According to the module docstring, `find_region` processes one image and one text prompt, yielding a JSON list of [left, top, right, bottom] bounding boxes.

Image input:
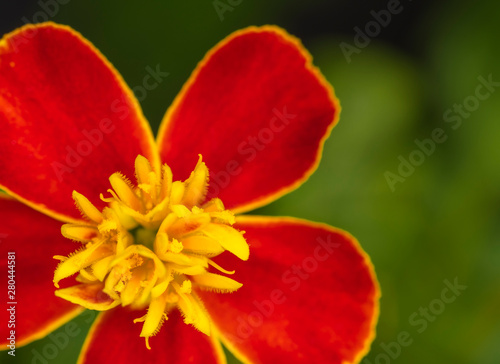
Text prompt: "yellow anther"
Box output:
[[134, 155, 154, 186], [53, 240, 107, 288], [147, 171, 160, 202], [151, 280, 170, 299], [61, 224, 98, 242], [139, 293, 169, 348], [138, 183, 152, 194], [201, 198, 225, 212], [201, 224, 249, 261], [97, 218, 117, 233], [72, 191, 103, 223], [78, 268, 98, 283], [181, 235, 224, 257], [154, 232, 169, 255], [168, 212, 211, 238], [170, 181, 185, 205], [160, 164, 173, 200], [180, 279, 192, 294], [193, 272, 242, 293], [109, 173, 141, 210], [182, 155, 209, 208], [170, 239, 183, 253], [170, 204, 190, 218]]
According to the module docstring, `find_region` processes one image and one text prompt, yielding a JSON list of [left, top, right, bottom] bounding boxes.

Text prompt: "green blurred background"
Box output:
[[2, 1, 499, 363]]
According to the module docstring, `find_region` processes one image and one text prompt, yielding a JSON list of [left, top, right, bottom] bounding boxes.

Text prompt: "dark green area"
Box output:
[[5, 1, 500, 363], [15, 310, 95, 363]]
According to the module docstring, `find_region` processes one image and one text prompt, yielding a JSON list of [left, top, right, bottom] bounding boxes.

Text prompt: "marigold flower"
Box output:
[[0, 22, 379, 363]]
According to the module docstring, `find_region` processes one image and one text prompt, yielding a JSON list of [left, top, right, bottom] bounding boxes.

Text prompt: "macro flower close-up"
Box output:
[[0, 22, 379, 363]]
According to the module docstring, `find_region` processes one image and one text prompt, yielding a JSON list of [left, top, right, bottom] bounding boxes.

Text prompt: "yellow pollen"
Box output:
[[53, 155, 249, 348]]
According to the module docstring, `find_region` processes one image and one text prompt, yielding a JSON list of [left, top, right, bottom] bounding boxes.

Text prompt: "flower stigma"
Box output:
[[53, 155, 249, 349]]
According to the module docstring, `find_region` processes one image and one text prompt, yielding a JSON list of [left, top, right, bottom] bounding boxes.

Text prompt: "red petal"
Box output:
[[0, 23, 159, 223], [198, 216, 380, 364], [78, 308, 225, 364], [157, 26, 338, 213], [0, 196, 83, 348]]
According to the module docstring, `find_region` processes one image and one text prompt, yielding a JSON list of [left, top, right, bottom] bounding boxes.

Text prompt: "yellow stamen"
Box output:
[[72, 191, 103, 223], [182, 235, 225, 257], [61, 224, 98, 242], [208, 259, 236, 275], [193, 272, 242, 293], [200, 224, 249, 261], [109, 173, 142, 210], [53, 155, 248, 349], [182, 155, 209, 208]]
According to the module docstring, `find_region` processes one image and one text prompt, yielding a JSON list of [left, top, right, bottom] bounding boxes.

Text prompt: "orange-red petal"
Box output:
[[0, 23, 158, 223], [157, 26, 338, 214], [0, 195, 83, 348], [198, 216, 379, 364], [78, 308, 225, 364]]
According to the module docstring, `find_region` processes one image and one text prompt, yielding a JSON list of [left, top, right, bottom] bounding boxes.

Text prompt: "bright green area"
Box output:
[[11, 1, 500, 363]]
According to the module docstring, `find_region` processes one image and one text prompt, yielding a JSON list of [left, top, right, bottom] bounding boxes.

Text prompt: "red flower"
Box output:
[[0, 23, 379, 363]]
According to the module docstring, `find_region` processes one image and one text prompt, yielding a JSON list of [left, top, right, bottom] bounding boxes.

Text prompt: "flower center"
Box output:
[[53, 155, 249, 349]]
